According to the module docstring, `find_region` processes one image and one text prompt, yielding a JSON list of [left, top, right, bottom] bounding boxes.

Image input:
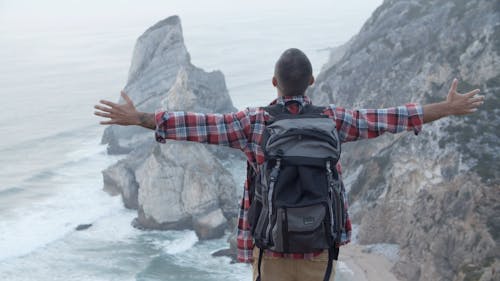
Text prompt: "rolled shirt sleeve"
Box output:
[[331, 103, 423, 143], [154, 109, 251, 150]]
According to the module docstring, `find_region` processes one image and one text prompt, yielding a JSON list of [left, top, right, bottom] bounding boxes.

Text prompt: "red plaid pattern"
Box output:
[[155, 95, 423, 263]]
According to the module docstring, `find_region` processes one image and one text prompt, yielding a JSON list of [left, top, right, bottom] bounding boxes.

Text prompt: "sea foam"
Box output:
[[0, 141, 123, 261]]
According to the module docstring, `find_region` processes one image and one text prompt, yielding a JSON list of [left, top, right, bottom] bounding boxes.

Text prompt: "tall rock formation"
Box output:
[[102, 15, 236, 154], [101, 16, 244, 240], [308, 1, 499, 280]]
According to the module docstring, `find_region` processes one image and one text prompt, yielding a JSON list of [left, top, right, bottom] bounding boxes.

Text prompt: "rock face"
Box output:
[[308, 1, 499, 280], [102, 15, 236, 154], [102, 16, 243, 240], [133, 142, 237, 237], [193, 209, 228, 240]]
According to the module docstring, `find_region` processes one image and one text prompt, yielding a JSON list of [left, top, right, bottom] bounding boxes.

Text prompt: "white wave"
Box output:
[[152, 230, 199, 255], [73, 207, 139, 242], [166, 234, 253, 281], [0, 190, 123, 261], [0, 142, 124, 261]]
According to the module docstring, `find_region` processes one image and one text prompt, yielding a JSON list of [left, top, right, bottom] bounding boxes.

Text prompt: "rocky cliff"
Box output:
[[101, 16, 244, 240], [308, 0, 499, 280], [102, 16, 236, 154]]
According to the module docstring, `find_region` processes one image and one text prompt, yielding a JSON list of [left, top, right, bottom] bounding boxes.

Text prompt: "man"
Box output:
[[94, 48, 483, 281]]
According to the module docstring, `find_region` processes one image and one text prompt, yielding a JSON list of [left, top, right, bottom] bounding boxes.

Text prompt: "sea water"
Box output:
[[0, 1, 382, 280]]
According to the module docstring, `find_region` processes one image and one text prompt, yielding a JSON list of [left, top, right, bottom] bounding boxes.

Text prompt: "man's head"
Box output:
[[273, 48, 314, 96]]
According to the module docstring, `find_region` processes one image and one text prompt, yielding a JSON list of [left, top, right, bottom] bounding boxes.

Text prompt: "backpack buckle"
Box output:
[[269, 159, 282, 182]]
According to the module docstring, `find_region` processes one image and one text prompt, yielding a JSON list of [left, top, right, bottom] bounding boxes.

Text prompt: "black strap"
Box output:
[[323, 247, 339, 281], [264, 103, 326, 117], [263, 104, 285, 119], [256, 248, 264, 281], [302, 104, 327, 115]]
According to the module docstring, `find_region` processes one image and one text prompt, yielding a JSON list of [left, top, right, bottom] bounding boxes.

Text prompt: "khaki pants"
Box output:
[[252, 248, 337, 281]]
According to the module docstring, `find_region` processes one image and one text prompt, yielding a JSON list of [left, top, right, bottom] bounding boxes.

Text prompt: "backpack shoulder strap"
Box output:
[[323, 247, 339, 281], [263, 104, 284, 119], [264, 103, 326, 117], [262, 104, 286, 128], [256, 248, 264, 281], [302, 104, 328, 115]]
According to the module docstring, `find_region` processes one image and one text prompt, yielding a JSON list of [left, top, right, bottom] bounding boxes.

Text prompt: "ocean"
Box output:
[[0, 1, 382, 280]]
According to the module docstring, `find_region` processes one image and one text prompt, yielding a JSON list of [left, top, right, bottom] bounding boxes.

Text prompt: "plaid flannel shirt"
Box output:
[[155, 95, 423, 263]]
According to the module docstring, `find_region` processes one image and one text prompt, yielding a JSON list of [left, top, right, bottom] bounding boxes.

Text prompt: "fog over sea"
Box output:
[[0, 1, 382, 280]]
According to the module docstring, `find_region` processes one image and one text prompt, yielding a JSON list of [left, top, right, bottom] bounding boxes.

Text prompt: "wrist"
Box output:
[[137, 112, 156, 130], [132, 112, 141, 126], [440, 101, 454, 117], [137, 112, 147, 126], [423, 101, 453, 124]]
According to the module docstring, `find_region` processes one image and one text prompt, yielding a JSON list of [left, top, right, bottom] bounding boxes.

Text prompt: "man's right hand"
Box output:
[[94, 91, 156, 129]]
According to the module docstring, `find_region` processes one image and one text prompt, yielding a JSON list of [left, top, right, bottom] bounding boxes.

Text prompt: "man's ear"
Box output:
[[272, 76, 278, 87], [309, 76, 315, 85]]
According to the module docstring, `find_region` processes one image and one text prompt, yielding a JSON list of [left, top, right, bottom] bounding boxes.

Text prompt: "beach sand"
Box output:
[[338, 244, 401, 281]]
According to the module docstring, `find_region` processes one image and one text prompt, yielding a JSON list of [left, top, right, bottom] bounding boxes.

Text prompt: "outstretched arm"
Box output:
[[422, 78, 483, 123], [94, 91, 251, 150], [333, 79, 484, 143], [94, 91, 156, 129]]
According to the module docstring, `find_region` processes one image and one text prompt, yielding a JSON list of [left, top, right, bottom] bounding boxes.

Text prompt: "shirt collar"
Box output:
[[269, 95, 312, 106]]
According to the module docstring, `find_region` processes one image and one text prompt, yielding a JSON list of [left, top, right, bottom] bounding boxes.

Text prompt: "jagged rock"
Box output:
[[75, 224, 92, 231], [101, 16, 243, 240], [211, 248, 237, 264], [133, 142, 237, 233], [309, 1, 499, 280], [193, 209, 228, 240], [103, 164, 139, 210], [162, 66, 234, 113], [101, 15, 236, 154], [101, 145, 150, 210]]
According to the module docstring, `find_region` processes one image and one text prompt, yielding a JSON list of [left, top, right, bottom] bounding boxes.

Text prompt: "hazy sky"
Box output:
[[0, 0, 384, 31]]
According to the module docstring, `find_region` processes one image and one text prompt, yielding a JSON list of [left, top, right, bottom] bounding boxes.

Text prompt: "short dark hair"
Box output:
[[274, 48, 313, 96]]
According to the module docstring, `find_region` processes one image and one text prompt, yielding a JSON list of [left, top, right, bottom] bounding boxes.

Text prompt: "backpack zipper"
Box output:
[[265, 158, 281, 245], [326, 161, 343, 245]]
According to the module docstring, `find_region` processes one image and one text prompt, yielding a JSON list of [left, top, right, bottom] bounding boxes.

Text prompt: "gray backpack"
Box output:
[[248, 102, 343, 281]]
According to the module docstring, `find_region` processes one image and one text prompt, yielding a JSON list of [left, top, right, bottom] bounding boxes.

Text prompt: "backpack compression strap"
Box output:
[[256, 248, 264, 281], [323, 247, 340, 281]]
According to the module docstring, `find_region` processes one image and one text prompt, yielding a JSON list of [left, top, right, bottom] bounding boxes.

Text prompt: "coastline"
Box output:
[[339, 244, 400, 281]]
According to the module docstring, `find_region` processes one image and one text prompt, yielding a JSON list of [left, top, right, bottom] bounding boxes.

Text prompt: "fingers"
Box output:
[[95, 102, 116, 125], [94, 111, 112, 118], [449, 78, 458, 94], [469, 101, 483, 108], [95, 92, 131, 126], [465, 89, 481, 98], [121, 91, 133, 105], [464, 91, 484, 111], [94, 104, 114, 113], [463, 93, 484, 113], [463, 91, 484, 111], [99, 99, 119, 108], [469, 95, 484, 103]]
